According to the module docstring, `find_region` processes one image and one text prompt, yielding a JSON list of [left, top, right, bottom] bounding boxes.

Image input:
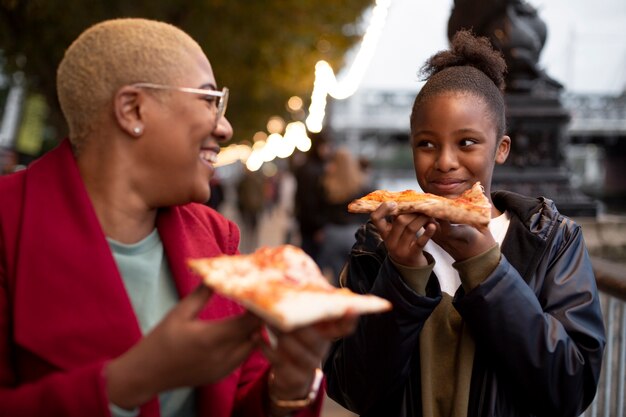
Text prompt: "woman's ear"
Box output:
[[495, 135, 511, 165], [114, 86, 144, 137]]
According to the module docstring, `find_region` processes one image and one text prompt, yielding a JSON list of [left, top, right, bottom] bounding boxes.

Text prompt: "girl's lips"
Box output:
[[428, 180, 466, 196]]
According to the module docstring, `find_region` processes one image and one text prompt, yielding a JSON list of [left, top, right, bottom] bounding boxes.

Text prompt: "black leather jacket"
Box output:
[[324, 191, 605, 417]]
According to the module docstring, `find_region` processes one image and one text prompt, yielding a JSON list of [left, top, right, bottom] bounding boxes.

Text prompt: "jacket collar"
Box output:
[[492, 190, 561, 283]]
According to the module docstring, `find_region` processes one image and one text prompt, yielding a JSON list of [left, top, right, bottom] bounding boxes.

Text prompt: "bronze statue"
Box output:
[[448, 0, 563, 94]]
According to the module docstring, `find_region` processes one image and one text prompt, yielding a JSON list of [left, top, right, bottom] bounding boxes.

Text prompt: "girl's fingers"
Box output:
[[415, 221, 438, 247], [370, 202, 397, 239]]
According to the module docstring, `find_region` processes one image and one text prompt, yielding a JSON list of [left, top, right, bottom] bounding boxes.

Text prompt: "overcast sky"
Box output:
[[354, 0, 626, 95]]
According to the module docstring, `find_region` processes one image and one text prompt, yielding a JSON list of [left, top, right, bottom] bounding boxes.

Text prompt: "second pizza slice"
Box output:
[[188, 245, 391, 332]]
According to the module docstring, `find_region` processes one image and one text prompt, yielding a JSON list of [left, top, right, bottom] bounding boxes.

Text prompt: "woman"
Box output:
[[0, 18, 354, 417], [324, 30, 605, 417]]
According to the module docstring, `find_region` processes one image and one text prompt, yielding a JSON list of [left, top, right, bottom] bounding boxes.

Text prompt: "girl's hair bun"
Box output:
[[420, 30, 507, 92]]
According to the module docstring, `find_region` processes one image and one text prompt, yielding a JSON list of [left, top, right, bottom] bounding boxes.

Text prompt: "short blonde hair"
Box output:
[[57, 18, 204, 147]]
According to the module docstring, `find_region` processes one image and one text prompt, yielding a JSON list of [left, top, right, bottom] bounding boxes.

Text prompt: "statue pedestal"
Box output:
[[493, 93, 599, 217]]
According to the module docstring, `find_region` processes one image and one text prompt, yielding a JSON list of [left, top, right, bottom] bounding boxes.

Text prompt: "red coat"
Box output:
[[0, 140, 323, 417]]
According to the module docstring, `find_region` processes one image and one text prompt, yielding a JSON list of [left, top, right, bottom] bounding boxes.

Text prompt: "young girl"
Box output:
[[324, 30, 605, 417]]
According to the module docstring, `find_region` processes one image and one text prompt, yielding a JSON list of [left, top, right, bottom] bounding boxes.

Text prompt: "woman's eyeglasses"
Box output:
[[133, 83, 229, 121]]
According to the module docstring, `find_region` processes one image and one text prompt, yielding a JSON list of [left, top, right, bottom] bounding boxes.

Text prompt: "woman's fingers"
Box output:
[[176, 284, 213, 319], [265, 328, 327, 369], [314, 313, 359, 339], [201, 313, 262, 347]]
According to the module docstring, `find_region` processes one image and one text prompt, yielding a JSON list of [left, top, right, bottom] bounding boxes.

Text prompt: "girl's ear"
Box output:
[[113, 85, 145, 137], [495, 135, 511, 165]]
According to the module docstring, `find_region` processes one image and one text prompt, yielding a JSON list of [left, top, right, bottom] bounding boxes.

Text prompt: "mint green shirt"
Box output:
[[108, 229, 195, 417]]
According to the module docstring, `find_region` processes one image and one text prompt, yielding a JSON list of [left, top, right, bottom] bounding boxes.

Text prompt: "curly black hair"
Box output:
[[411, 30, 508, 137]]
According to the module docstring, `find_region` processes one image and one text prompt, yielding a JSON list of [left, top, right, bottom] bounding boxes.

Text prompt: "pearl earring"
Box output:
[[133, 126, 143, 135]]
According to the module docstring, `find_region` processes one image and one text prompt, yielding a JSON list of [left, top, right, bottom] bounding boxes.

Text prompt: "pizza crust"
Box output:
[[188, 245, 392, 331], [348, 181, 491, 228]]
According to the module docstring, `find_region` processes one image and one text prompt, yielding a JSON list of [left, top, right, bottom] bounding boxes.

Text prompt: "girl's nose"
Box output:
[[435, 146, 459, 172]]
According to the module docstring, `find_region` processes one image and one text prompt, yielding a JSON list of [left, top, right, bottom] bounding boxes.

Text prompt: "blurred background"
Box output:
[[2, 0, 625, 215]]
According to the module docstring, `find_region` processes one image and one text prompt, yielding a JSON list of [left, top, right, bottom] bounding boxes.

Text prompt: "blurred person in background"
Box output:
[[276, 167, 298, 245], [318, 147, 371, 285], [0, 148, 18, 175], [236, 169, 266, 253], [293, 132, 331, 263], [205, 175, 225, 211]]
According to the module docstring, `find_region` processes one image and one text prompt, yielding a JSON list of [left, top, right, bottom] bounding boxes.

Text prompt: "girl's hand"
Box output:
[[370, 202, 437, 267], [432, 221, 496, 261]]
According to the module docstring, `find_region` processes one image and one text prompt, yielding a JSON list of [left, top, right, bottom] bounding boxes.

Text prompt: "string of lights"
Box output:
[[216, 0, 392, 171]]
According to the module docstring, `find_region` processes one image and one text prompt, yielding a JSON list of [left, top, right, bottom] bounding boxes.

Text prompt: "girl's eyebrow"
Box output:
[[411, 129, 436, 137], [413, 128, 483, 136], [453, 128, 482, 135]]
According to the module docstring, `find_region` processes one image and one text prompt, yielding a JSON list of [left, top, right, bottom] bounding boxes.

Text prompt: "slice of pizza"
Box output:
[[187, 245, 391, 332], [348, 181, 491, 228]]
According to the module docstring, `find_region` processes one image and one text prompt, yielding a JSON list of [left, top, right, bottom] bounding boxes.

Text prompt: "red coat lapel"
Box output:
[[13, 140, 141, 371], [157, 205, 245, 320]]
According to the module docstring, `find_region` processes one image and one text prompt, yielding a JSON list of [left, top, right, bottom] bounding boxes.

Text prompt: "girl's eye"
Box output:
[[415, 139, 435, 148], [203, 96, 218, 106], [460, 138, 477, 147]]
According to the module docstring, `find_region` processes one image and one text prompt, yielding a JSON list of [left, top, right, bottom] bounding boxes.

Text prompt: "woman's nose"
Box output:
[[213, 116, 233, 143]]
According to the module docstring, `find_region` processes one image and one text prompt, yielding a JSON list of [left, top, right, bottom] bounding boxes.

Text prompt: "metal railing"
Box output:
[[583, 257, 626, 417]]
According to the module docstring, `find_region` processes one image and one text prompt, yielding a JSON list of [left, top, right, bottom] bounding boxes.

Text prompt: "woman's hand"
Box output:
[[370, 202, 437, 267], [262, 314, 358, 416], [106, 285, 263, 409]]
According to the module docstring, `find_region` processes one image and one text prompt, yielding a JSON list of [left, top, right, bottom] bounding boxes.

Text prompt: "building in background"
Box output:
[[327, 0, 626, 213]]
